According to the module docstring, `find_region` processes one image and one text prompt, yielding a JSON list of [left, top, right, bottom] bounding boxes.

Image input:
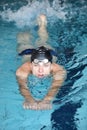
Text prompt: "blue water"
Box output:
[[28, 75, 53, 100], [0, 0, 87, 130]]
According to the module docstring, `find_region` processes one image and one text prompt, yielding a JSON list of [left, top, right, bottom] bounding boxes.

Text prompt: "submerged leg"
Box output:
[[36, 14, 57, 62], [35, 14, 52, 49]]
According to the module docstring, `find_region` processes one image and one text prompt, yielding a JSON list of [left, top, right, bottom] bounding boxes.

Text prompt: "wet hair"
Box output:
[[31, 46, 52, 63], [19, 46, 57, 63]]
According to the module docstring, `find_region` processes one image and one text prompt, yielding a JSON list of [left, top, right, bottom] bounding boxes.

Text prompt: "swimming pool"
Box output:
[[0, 0, 87, 130]]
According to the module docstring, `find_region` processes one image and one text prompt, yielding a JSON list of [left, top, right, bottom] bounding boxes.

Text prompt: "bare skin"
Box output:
[[16, 62, 66, 110]]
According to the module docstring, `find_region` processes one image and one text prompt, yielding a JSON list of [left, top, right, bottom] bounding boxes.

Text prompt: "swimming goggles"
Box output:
[[33, 59, 49, 64]]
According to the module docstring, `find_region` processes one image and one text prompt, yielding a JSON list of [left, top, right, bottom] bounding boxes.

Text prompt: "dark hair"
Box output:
[[31, 46, 52, 63], [19, 46, 57, 62]]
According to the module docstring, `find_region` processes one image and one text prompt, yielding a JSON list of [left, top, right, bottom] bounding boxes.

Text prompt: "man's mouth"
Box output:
[[38, 74, 44, 78]]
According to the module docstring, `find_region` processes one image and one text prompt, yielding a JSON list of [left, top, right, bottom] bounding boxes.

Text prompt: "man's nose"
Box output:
[[38, 66, 43, 73]]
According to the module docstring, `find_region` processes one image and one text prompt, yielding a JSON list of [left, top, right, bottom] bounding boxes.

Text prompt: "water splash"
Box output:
[[0, 0, 67, 28]]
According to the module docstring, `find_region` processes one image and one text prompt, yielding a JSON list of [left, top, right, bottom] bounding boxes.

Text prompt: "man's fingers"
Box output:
[[23, 101, 52, 110], [23, 101, 38, 110], [37, 102, 52, 110]]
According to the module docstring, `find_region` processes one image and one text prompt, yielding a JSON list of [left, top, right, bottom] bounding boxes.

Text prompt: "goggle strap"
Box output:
[[18, 49, 35, 56], [50, 49, 57, 57], [19, 48, 57, 57]]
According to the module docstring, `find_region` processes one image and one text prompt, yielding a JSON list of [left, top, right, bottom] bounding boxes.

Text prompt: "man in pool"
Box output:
[[16, 15, 66, 110], [16, 46, 66, 110]]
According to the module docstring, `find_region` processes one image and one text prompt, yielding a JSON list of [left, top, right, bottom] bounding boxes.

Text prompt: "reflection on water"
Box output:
[[0, 0, 87, 130]]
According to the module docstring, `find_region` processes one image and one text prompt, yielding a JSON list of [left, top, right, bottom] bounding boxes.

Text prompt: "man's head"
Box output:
[[30, 46, 52, 78], [19, 46, 57, 78], [31, 46, 52, 63]]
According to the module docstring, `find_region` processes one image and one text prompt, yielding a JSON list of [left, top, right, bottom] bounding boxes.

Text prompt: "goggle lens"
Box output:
[[33, 59, 49, 64]]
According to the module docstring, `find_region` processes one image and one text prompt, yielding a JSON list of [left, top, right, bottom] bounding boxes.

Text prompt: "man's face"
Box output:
[[31, 61, 51, 78]]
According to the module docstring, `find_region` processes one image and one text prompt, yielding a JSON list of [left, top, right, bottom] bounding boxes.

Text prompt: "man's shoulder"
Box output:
[[51, 63, 67, 80], [22, 61, 31, 66], [17, 62, 31, 73], [52, 63, 61, 68], [51, 63, 66, 72]]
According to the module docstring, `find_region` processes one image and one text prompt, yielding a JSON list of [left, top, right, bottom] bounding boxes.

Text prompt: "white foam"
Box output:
[[0, 0, 67, 28]]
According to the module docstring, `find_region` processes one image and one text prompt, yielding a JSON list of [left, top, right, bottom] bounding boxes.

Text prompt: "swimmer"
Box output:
[[16, 46, 66, 110], [16, 15, 66, 110]]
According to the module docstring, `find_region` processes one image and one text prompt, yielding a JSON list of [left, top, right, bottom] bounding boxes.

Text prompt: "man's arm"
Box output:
[[16, 62, 35, 102], [44, 63, 67, 103]]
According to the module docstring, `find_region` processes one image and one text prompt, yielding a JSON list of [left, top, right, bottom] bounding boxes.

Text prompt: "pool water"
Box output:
[[0, 0, 87, 130]]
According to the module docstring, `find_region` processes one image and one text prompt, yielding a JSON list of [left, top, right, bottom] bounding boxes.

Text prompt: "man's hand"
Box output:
[[23, 100, 38, 110], [38, 100, 52, 110], [23, 100, 52, 110]]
